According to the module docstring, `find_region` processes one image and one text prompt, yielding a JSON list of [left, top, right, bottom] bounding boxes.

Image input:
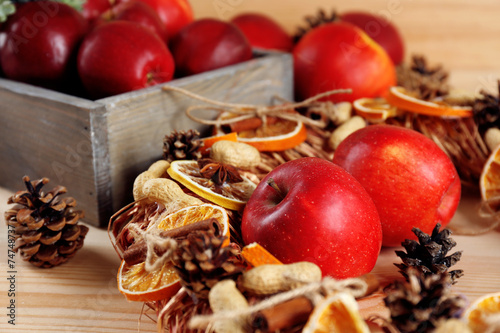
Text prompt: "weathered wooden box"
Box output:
[[0, 51, 293, 227]]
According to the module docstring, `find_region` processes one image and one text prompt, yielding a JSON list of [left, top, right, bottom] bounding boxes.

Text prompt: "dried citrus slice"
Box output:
[[241, 242, 282, 267], [117, 204, 230, 302], [199, 132, 238, 156], [480, 144, 500, 205], [217, 112, 308, 152], [465, 292, 500, 333], [385, 86, 473, 118], [353, 97, 398, 123], [167, 160, 257, 211], [302, 292, 370, 333]]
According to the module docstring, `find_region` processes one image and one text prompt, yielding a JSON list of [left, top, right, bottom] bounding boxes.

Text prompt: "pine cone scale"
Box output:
[[40, 230, 62, 245]]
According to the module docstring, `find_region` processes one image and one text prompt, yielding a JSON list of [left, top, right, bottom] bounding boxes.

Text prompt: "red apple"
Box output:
[[341, 11, 405, 65], [241, 157, 382, 279], [332, 125, 461, 247], [118, 0, 193, 41], [0, 1, 88, 92], [81, 0, 113, 23], [170, 18, 253, 77], [293, 22, 396, 103], [230, 12, 293, 52], [77, 21, 175, 99], [95, 1, 167, 40]]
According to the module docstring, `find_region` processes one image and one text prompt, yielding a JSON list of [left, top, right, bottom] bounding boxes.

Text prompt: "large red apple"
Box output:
[[241, 157, 382, 279], [340, 11, 405, 65], [170, 18, 253, 77], [332, 125, 461, 247], [0, 1, 88, 92], [293, 22, 396, 103], [230, 13, 293, 52], [77, 21, 175, 99]]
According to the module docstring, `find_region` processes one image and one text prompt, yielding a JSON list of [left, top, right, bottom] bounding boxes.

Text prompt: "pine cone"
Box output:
[[397, 55, 450, 101], [4, 176, 88, 268], [172, 229, 246, 300], [293, 8, 339, 43], [384, 268, 466, 333], [395, 223, 463, 284], [473, 80, 500, 135], [163, 129, 203, 162]]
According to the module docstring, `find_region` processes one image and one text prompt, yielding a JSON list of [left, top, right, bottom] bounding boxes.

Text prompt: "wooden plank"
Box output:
[[0, 79, 106, 226]]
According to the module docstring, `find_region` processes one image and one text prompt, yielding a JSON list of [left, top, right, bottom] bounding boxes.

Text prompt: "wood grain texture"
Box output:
[[0, 186, 499, 332], [0, 79, 109, 226]]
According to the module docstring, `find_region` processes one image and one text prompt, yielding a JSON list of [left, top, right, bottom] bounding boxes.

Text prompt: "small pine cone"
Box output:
[[4, 176, 88, 268], [163, 129, 203, 162], [384, 268, 467, 333], [396, 55, 450, 101], [172, 229, 247, 301], [395, 223, 463, 284], [293, 8, 339, 43]]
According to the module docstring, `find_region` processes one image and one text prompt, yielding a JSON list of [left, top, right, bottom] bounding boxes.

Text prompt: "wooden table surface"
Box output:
[[1, 184, 500, 332]]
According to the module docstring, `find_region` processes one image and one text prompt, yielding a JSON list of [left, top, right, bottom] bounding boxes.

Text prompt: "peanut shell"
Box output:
[[210, 140, 260, 170], [239, 261, 322, 296]]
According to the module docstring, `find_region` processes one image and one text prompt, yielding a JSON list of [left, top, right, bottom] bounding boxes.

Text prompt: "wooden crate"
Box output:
[[0, 51, 293, 227]]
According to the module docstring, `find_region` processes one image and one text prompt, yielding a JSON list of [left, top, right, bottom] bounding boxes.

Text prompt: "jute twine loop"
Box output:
[[126, 219, 178, 273], [187, 275, 367, 330], [162, 85, 352, 129]]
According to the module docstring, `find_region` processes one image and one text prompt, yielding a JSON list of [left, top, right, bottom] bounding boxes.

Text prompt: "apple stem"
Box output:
[[267, 178, 285, 200]]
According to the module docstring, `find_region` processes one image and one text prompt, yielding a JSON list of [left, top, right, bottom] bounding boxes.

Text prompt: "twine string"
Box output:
[[162, 85, 352, 129], [187, 276, 367, 330]]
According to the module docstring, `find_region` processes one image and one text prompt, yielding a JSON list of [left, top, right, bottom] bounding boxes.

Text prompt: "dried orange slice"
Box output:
[[199, 132, 238, 156], [480, 144, 500, 205], [353, 97, 398, 123], [216, 112, 307, 152], [464, 292, 500, 333], [241, 242, 282, 267], [385, 86, 473, 118], [167, 160, 257, 211], [117, 204, 230, 302], [302, 292, 370, 333]]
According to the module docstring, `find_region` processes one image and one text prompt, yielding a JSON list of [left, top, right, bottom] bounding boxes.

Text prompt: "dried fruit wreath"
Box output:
[[107, 55, 500, 333]]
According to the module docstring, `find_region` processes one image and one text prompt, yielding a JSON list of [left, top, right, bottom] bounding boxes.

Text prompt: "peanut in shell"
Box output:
[[210, 140, 261, 170]]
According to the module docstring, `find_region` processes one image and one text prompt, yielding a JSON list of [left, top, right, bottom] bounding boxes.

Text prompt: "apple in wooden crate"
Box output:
[[77, 20, 175, 99], [170, 18, 253, 77], [117, 0, 193, 41], [0, 1, 88, 94], [333, 125, 461, 247], [241, 157, 382, 279], [230, 12, 293, 52], [94, 1, 167, 41]]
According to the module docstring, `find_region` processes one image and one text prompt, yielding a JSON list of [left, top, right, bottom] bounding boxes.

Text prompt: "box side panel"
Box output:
[[0, 80, 104, 226], [103, 53, 293, 212]]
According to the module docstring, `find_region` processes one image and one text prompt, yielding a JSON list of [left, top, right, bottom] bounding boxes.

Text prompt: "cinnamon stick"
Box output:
[[223, 116, 282, 133], [123, 218, 221, 265], [251, 296, 314, 332]]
